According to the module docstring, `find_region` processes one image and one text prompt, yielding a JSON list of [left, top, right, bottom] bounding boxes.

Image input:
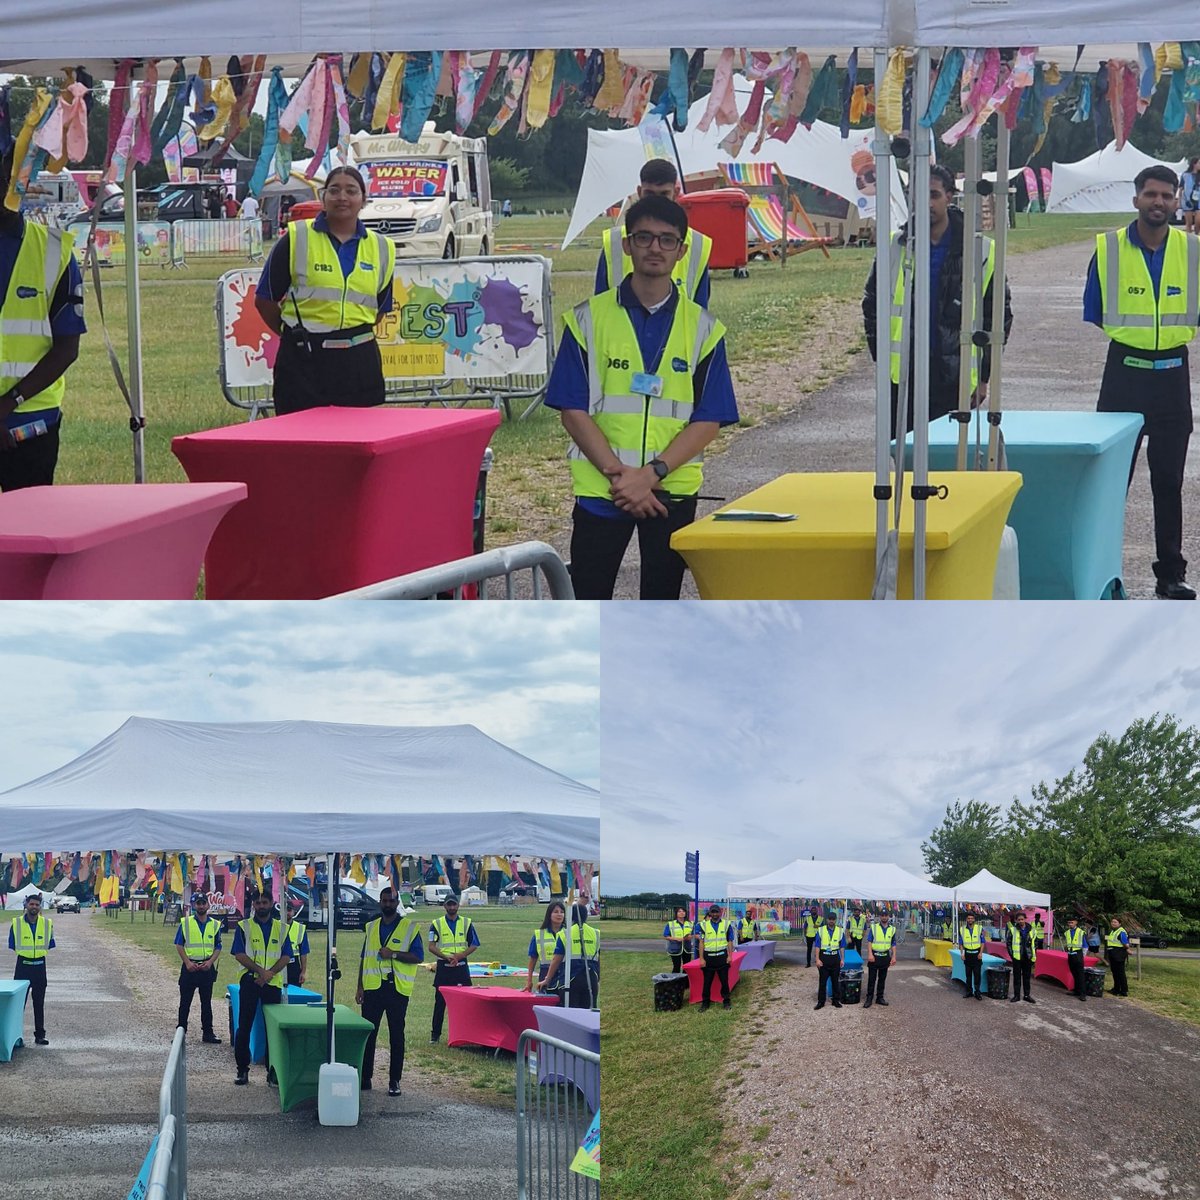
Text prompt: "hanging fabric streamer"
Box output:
[[876, 48, 908, 135], [0, 86, 12, 158], [1137, 43, 1156, 112], [718, 53, 771, 156], [594, 50, 626, 111], [450, 51, 478, 133], [400, 52, 442, 142], [102, 60, 134, 179], [472, 51, 505, 124], [199, 72, 236, 142], [1093, 62, 1113, 149], [697, 48, 740, 131], [525, 49, 557, 130], [328, 55, 352, 166], [1164, 66, 1186, 132], [304, 60, 334, 179], [920, 46, 963, 127], [840, 48, 859, 138], [373, 53, 406, 132], [247, 66, 287, 196], [6, 89, 52, 210], [151, 60, 188, 155], [489, 51, 531, 136]]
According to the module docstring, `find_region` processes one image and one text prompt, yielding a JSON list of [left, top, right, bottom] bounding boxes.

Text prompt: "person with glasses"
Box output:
[[174, 892, 223, 1043], [546, 193, 738, 599], [596, 159, 712, 306], [254, 166, 396, 415]]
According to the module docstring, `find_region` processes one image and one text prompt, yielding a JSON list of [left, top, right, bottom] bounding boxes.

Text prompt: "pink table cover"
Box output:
[[683, 949, 747, 1004], [0, 482, 247, 598], [172, 407, 500, 599], [438, 984, 557, 1053], [1034, 948, 1102, 990]]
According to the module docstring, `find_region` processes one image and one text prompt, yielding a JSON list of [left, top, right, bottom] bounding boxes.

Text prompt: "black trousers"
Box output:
[[805, 936, 816, 967], [890, 379, 959, 441], [431, 961, 472, 1039], [700, 953, 731, 1004], [0, 419, 61, 491], [849, 937, 863, 954], [816, 953, 841, 1006], [567, 968, 599, 1010], [669, 949, 693, 974], [286, 959, 305, 988], [568, 497, 698, 600], [177, 965, 218, 1034], [963, 950, 983, 996], [866, 958, 890, 1000], [1099, 341, 1192, 582], [1011, 958, 1032, 999], [234, 978, 282, 1072], [272, 329, 386, 416], [1109, 947, 1129, 995], [361, 987, 409, 1085], [13, 960, 47, 1039], [1067, 951, 1086, 998]]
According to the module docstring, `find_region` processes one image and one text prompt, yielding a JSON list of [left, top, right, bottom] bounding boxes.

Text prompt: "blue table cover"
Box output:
[[0, 980, 30, 1061], [949, 948, 1007, 995], [226, 982, 322, 1063]]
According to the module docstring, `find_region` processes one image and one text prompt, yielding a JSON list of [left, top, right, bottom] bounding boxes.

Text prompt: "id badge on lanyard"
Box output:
[[631, 371, 663, 397]]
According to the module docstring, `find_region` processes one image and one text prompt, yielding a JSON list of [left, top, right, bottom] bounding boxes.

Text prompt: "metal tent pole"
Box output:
[[121, 165, 146, 483], [873, 47, 895, 576], [911, 48, 933, 599], [956, 134, 982, 471], [327, 853, 338, 1064], [986, 114, 1011, 471]]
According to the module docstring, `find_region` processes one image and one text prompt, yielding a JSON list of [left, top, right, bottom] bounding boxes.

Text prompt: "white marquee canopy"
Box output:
[[952, 867, 1051, 907], [727, 859, 955, 903]]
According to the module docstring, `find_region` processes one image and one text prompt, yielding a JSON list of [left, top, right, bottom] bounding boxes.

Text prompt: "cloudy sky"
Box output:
[[0, 602, 599, 794], [601, 602, 1200, 896]]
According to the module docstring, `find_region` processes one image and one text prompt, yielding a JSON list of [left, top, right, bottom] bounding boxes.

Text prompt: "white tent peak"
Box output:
[[1047, 140, 1186, 214], [951, 867, 1050, 907], [727, 858, 954, 902]]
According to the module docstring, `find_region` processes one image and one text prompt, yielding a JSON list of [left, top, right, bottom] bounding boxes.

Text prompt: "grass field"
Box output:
[[52, 210, 1109, 549], [96, 903, 554, 1103]]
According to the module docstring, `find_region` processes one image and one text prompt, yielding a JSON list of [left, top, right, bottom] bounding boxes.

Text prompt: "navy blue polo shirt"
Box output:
[[1083, 222, 1168, 327]]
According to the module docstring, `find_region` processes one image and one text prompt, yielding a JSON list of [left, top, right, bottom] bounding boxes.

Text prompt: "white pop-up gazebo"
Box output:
[[728, 858, 955, 903], [950, 867, 1051, 943]]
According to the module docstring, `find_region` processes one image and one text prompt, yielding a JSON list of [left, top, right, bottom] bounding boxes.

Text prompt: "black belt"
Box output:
[[17, 958, 45, 966]]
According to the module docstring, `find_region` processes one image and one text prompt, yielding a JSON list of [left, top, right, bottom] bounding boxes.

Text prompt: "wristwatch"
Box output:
[[650, 458, 669, 481], [4, 386, 24, 411]]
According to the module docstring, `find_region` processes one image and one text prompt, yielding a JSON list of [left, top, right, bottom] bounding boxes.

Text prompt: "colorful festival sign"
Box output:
[[361, 159, 449, 199]]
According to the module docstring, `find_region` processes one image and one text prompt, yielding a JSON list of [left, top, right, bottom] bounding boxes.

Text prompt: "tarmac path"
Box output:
[[0, 909, 520, 1199]]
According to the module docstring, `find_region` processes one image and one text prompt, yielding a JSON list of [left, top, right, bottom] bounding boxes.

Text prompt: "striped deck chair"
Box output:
[[718, 160, 832, 262]]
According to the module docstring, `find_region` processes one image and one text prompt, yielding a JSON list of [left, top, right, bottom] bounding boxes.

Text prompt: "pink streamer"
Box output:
[[697, 48, 739, 131]]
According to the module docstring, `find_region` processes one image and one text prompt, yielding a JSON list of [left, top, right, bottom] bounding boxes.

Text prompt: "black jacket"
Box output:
[[862, 206, 1014, 392]]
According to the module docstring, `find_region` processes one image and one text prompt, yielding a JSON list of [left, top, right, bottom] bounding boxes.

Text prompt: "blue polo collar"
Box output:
[[313, 211, 366, 240], [617, 275, 680, 317]]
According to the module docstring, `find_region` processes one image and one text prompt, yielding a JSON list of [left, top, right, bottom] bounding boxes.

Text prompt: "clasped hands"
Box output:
[[605, 465, 668, 518]]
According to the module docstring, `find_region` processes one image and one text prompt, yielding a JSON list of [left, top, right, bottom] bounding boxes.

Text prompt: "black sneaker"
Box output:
[[876, 999, 888, 1006], [974, 993, 982, 1001], [722, 1000, 732, 1010], [700, 1001, 710, 1012], [429, 1035, 439, 1044], [1010, 996, 1020, 1003], [1156, 579, 1196, 600], [1023, 996, 1036, 1004], [361, 1077, 372, 1091], [388, 1082, 401, 1097], [864, 996, 874, 1009], [235, 1070, 249, 1085], [832, 1002, 843, 1008], [34, 1037, 49, 1046], [814, 1002, 825, 1010], [202, 1034, 222, 1044]]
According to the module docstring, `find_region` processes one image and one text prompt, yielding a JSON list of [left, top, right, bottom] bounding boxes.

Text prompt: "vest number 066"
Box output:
[[606, 356, 631, 370]]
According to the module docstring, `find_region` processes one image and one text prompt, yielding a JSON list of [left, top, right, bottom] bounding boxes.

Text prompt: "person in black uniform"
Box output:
[[958, 910, 985, 1000], [1106, 918, 1131, 996], [174, 893, 223, 1042], [1005, 911, 1036, 1003], [1063, 916, 1088, 1002], [696, 903, 734, 1012], [863, 908, 897, 1008], [254, 166, 396, 416], [847, 904, 867, 954], [813, 912, 845, 1011]]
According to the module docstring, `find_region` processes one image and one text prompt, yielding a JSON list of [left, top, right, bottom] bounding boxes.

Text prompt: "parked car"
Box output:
[[288, 880, 381, 930], [52, 895, 80, 913], [1129, 930, 1169, 948]]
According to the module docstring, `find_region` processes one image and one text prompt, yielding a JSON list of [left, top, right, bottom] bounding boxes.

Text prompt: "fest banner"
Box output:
[[67, 220, 172, 266]]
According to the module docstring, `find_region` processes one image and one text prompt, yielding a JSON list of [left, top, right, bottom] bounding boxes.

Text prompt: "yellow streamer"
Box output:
[[594, 50, 626, 111], [5, 89, 51, 211], [877, 49, 909, 136], [347, 53, 372, 100], [199, 75, 237, 142], [373, 53, 406, 132], [525, 49, 556, 130]]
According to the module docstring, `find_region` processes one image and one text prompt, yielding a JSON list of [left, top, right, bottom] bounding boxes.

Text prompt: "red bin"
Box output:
[[678, 189, 750, 270]]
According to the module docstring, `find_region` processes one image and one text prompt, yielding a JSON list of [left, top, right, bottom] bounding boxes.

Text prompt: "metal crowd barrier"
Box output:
[[328, 541, 575, 600], [516, 1030, 599, 1200], [174, 219, 264, 265], [147, 1027, 187, 1200]]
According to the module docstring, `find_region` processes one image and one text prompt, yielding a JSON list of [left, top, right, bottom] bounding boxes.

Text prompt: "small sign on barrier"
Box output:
[[68, 221, 173, 267], [127, 1132, 158, 1199]]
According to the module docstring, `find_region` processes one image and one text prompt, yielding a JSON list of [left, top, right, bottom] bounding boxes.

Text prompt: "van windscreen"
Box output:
[[360, 159, 448, 199]]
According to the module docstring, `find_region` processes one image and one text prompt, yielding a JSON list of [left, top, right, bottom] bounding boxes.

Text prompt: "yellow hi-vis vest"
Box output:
[[559, 924, 600, 964], [534, 927, 561, 967], [817, 925, 844, 954], [1009, 927, 1036, 962], [361, 916, 420, 996], [1064, 927, 1085, 952], [284, 218, 396, 334], [804, 915, 818, 937], [432, 915, 474, 957], [602, 225, 713, 300], [239, 917, 286, 981], [1032, 919, 1046, 939], [1106, 926, 1129, 949], [0, 221, 74, 413], [960, 923, 984, 953], [870, 922, 896, 954], [848, 914, 867, 940], [181, 916, 219, 962], [888, 231, 996, 386], [666, 920, 693, 950], [562, 289, 724, 499], [287, 921, 307, 958], [11, 914, 52, 959], [698, 918, 731, 953], [1096, 226, 1200, 351]]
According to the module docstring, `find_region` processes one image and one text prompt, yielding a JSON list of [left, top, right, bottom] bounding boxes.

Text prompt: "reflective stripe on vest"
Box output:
[[433, 915, 473, 957], [534, 928, 560, 965], [561, 924, 600, 964], [11, 914, 52, 959], [181, 916, 218, 962], [287, 921, 307, 957], [1064, 928, 1085, 952], [1096, 227, 1200, 350], [888, 231, 995, 387], [1009, 928, 1036, 962], [602, 225, 712, 300], [0, 222, 73, 411], [361, 917, 420, 995], [870, 922, 896, 953], [960, 924, 984, 953], [698, 919, 731, 953], [562, 290, 723, 499], [667, 920, 693, 947], [804, 916, 818, 937], [817, 925, 843, 953], [848, 914, 866, 939], [239, 918, 284, 979], [284, 219, 395, 334], [1106, 927, 1128, 948]]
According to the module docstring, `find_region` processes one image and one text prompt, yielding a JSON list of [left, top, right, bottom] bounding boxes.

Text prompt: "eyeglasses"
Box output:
[[629, 230, 682, 251]]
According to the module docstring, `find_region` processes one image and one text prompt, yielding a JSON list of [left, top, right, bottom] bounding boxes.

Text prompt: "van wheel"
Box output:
[[442, 237, 456, 260]]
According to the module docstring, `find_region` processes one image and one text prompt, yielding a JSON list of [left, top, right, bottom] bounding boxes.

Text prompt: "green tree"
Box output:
[[921, 799, 1002, 885]]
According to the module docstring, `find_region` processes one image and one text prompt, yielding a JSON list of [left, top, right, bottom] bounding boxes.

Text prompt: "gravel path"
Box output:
[[723, 958, 1200, 1200], [0, 910, 520, 1198]]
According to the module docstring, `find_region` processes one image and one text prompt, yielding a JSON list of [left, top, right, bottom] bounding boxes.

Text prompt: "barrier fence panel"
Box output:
[[328, 542, 575, 600], [215, 254, 554, 418], [67, 220, 174, 268], [175, 219, 264, 263], [147, 1026, 187, 1200], [517, 1030, 600, 1200]]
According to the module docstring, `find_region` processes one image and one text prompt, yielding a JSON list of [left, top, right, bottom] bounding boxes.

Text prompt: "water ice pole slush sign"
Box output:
[[363, 159, 448, 198]]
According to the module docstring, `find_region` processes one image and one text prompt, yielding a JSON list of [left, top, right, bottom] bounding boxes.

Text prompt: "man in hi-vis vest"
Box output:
[[428, 894, 479, 1043], [0, 147, 86, 491], [8, 892, 54, 1045], [546, 193, 738, 599], [596, 158, 713, 307], [1085, 164, 1200, 599], [174, 892, 223, 1042], [356, 887, 422, 1096], [230, 888, 292, 1086]]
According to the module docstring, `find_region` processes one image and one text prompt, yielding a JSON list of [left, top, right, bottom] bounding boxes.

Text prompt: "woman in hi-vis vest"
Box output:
[[254, 166, 396, 415]]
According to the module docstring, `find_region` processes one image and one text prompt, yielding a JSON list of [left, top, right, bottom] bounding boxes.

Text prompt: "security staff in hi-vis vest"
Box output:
[[539, 904, 600, 1009], [814, 912, 846, 1010], [284, 913, 310, 988], [596, 159, 713, 306], [847, 906, 867, 954], [174, 893, 223, 1042], [662, 905, 695, 973], [1106, 918, 1131, 996], [230, 889, 292, 1086], [546, 193, 738, 600], [428, 894, 479, 1042], [1031, 913, 1047, 950], [803, 907, 820, 968], [356, 887, 422, 1096], [1085, 165, 1200, 598], [0, 147, 86, 492], [8, 893, 54, 1045], [1063, 917, 1088, 1001], [958, 911, 986, 1000], [863, 910, 897, 1008], [528, 900, 567, 990], [254, 166, 396, 415], [1005, 911, 1037, 1004], [696, 903, 734, 1011]]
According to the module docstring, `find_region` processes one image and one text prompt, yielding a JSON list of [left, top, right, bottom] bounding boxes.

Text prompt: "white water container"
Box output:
[[317, 1062, 361, 1126]]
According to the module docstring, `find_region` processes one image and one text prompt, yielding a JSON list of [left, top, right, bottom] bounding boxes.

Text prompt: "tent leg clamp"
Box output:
[[129, 416, 146, 433], [910, 484, 949, 501], [873, 484, 892, 500], [987, 412, 1003, 426], [948, 410, 971, 424]]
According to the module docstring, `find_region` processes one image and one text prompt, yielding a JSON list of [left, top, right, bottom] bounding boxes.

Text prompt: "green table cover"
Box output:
[[263, 1002, 374, 1113]]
